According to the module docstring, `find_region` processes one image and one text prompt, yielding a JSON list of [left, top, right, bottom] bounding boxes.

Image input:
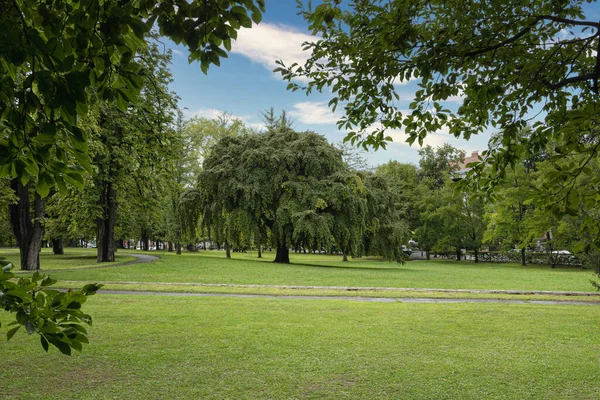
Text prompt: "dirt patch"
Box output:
[[303, 374, 357, 396], [1, 357, 128, 399]]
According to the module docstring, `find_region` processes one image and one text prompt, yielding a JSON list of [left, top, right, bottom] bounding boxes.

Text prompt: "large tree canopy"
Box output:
[[0, 0, 264, 191], [278, 0, 598, 149], [198, 128, 366, 263]]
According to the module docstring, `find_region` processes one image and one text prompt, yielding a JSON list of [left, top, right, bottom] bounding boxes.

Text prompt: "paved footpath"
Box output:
[[51, 253, 600, 305], [96, 289, 600, 306]]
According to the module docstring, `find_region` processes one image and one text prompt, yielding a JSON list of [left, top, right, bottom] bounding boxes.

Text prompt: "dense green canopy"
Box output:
[[198, 128, 368, 263]]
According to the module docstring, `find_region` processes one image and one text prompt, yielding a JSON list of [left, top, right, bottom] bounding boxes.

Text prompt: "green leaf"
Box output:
[[37, 172, 53, 198], [40, 335, 49, 352], [6, 326, 20, 341], [24, 320, 36, 335]]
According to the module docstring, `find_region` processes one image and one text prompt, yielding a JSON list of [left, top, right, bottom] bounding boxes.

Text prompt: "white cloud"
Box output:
[[171, 48, 184, 57], [231, 22, 316, 71], [289, 101, 342, 125], [184, 108, 225, 120], [184, 108, 266, 132]]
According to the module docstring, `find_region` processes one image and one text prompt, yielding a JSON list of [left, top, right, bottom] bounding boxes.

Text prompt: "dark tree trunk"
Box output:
[[426, 250, 430, 260], [257, 245, 262, 258], [225, 241, 231, 259], [168, 241, 174, 252], [52, 238, 64, 255], [274, 243, 290, 264], [117, 239, 124, 249], [176, 242, 182, 255], [141, 233, 149, 251], [96, 174, 117, 262], [456, 248, 461, 261], [9, 179, 45, 270], [521, 248, 526, 266], [474, 249, 479, 263], [342, 252, 348, 262]]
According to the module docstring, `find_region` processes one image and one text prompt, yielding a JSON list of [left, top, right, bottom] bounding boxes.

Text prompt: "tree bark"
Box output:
[[456, 248, 461, 261], [521, 248, 526, 266], [9, 179, 45, 270], [274, 242, 290, 263], [96, 174, 117, 262], [474, 249, 479, 263], [141, 232, 149, 251], [176, 242, 182, 255], [257, 245, 262, 258], [168, 241, 173, 252], [225, 240, 231, 259], [52, 238, 64, 255], [342, 252, 348, 262]]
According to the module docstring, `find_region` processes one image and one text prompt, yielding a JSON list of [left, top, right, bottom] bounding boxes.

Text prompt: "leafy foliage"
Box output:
[[0, 260, 102, 355], [198, 128, 371, 262], [0, 0, 265, 192]]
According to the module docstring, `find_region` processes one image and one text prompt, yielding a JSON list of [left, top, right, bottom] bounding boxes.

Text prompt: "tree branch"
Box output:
[[535, 15, 600, 29]]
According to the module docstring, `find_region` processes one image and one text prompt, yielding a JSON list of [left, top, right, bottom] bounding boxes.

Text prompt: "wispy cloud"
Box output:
[[184, 108, 226, 120], [184, 108, 266, 132], [171, 48, 184, 57], [289, 101, 342, 125]]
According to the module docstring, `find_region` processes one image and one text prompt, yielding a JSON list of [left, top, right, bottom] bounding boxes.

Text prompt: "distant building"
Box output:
[[454, 151, 480, 178]]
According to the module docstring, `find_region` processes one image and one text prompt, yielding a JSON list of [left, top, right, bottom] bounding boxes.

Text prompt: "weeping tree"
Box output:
[[198, 128, 367, 263], [362, 173, 410, 261]]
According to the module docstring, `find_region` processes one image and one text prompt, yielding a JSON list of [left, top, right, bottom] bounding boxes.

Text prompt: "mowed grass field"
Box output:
[[1, 248, 599, 399], [1, 296, 599, 399], [0, 248, 136, 270], [18, 247, 599, 293]]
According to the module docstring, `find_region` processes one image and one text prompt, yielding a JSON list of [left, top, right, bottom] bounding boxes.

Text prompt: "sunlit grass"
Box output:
[[33, 248, 599, 293], [0, 248, 136, 270], [1, 295, 598, 399]]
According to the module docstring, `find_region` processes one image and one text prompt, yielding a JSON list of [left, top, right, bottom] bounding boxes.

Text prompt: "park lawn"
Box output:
[[39, 249, 599, 293], [0, 248, 136, 270], [1, 294, 599, 399]]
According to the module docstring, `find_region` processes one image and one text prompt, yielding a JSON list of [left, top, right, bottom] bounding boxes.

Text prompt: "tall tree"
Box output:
[[198, 129, 363, 263]]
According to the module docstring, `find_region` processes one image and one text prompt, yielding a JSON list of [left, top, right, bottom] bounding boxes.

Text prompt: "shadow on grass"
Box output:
[[274, 262, 414, 273]]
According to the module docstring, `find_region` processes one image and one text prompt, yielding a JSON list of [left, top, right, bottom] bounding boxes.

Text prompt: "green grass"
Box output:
[[0, 248, 136, 270], [2, 248, 599, 398], [1, 295, 599, 399], [35, 249, 599, 293]]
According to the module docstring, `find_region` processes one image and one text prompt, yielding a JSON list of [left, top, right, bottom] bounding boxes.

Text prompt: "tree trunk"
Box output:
[[96, 175, 117, 262], [521, 248, 526, 266], [274, 242, 290, 264], [342, 252, 348, 262], [9, 179, 45, 271], [52, 238, 64, 255], [474, 249, 479, 263], [225, 240, 231, 259], [456, 248, 461, 261], [257, 245, 262, 258], [426, 250, 430, 260], [176, 242, 182, 255], [141, 233, 149, 251]]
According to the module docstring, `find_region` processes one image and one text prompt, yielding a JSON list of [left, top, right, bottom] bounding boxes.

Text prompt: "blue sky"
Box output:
[[165, 0, 599, 167]]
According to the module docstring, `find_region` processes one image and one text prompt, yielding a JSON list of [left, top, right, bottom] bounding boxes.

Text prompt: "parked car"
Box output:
[[551, 250, 573, 255]]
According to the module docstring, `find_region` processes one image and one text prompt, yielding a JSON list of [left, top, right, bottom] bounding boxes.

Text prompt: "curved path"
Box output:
[[21, 253, 160, 273]]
